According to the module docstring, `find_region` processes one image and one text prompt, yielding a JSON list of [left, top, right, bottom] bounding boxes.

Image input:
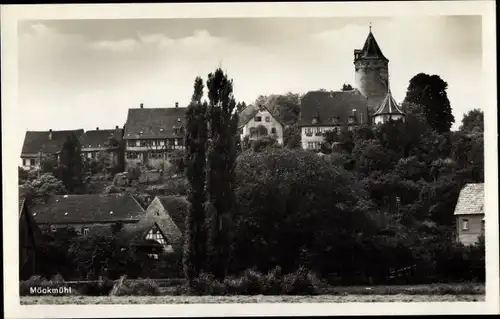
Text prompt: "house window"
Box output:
[[146, 226, 167, 245], [271, 127, 276, 134], [254, 116, 262, 122], [30, 159, 35, 166], [50, 225, 57, 232], [174, 139, 178, 146], [76, 228, 82, 235], [265, 116, 270, 122], [83, 228, 90, 236], [22, 159, 27, 166], [305, 128, 313, 136], [160, 140, 165, 146], [462, 219, 469, 231], [136, 140, 141, 147]]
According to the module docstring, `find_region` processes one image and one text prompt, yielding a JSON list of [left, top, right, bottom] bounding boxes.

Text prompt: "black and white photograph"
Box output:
[[2, 1, 498, 317]]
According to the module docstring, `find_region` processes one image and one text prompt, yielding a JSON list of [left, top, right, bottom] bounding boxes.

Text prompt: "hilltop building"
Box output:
[[298, 26, 405, 151]]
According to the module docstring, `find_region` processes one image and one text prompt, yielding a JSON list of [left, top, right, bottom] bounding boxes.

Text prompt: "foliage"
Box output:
[[342, 83, 353, 91], [283, 124, 301, 149], [114, 278, 161, 296], [251, 136, 280, 152], [184, 76, 209, 285], [126, 166, 142, 183], [57, 133, 84, 192], [21, 173, 67, 204], [39, 155, 58, 175], [169, 149, 186, 173], [254, 92, 301, 126], [459, 109, 483, 133], [403, 73, 455, 133], [205, 68, 239, 280]]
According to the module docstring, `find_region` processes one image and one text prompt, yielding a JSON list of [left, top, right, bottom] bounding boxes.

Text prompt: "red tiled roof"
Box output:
[[31, 194, 145, 224]]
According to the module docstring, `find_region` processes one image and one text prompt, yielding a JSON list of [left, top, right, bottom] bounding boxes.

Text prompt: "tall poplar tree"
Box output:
[[183, 77, 208, 285], [205, 68, 239, 279]]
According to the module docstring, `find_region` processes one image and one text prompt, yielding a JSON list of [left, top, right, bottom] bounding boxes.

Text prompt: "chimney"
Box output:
[[48, 129, 52, 140], [115, 125, 119, 129], [96, 127, 99, 131], [140, 103, 144, 109], [175, 102, 179, 108]]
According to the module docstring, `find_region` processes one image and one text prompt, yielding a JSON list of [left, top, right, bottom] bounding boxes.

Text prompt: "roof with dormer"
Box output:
[[80, 128, 123, 149], [373, 91, 405, 116], [356, 30, 388, 61], [30, 194, 145, 224], [123, 106, 187, 140], [298, 89, 370, 127]]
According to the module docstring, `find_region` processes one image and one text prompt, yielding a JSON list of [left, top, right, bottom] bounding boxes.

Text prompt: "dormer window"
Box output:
[[312, 117, 319, 124], [332, 117, 340, 125], [348, 116, 356, 124], [254, 116, 262, 122]]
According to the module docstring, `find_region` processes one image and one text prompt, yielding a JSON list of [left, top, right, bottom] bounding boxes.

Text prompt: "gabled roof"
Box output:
[[298, 89, 370, 127], [80, 128, 123, 149], [237, 104, 285, 128], [373, 91, 405, 116], [156, 195, 189, 233], [31, 194, 145, 224], [123, 107, 187, 140], [356, 30, 388, 61], [454, 183, 484, 216], [21, 129, 84, 155]]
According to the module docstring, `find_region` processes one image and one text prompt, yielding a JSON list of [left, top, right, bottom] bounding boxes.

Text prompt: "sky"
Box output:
[[17, 16, 483, 155]]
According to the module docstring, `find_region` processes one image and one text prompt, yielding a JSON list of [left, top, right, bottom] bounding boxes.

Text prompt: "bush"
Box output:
[[114, 278, 161, 296], [281, 266, 318, 295], [191, 273, 227, 296], [79, 279, 115, 296]]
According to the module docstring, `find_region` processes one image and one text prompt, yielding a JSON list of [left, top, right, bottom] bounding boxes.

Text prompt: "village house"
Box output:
[[298, 27, 405, 151], [85, 195, 189, 258], [20, 129, 84, 170], [144, 195, 189, 252], [30, 193, 145, 236], [80, 126, 124, 170], [19, 198, 43, 280], [238, 104, 285, 145], [123, 103, 187, 170], [454, 183, 485, 246]]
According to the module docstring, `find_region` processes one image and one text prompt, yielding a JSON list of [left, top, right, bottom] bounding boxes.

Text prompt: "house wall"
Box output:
[[456, 214, 484, 246], [125, 138, 184, 170], [20, 155, 41, 170], [241, 110, 284, 144], [301, 126, 342, 150], [146, 198, 183, 244], [373, 114, 404, 125]]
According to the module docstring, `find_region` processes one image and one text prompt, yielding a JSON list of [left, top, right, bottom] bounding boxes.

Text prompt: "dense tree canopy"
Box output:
[[403, 73, 455, 133]]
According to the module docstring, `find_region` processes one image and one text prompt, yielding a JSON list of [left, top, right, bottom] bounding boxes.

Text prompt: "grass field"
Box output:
[[21, 294, 484, 304]]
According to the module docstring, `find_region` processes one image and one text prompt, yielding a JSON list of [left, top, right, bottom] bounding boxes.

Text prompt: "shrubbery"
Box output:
[[114, 278, 161, 296], [189, 267, 322, 296]]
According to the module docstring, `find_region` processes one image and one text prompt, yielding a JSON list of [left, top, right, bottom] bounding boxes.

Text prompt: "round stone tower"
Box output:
[[354, 27, 389, 111]]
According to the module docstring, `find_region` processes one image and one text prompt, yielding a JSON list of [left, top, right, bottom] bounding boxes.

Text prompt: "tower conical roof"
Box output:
[[360, 30, 388, 61], [373, 90, 404, 116]]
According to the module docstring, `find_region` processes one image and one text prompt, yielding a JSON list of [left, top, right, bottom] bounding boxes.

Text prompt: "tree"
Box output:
[[236, 101, 247, 113], [183, 76, 209, 286], [459, 109, 484, 133], [205, 68, 239, 279], [21, 173, 67, 204], [58, 133, 84, 192], [403, 73, 455, 133], [283, 124, 301, 149], [40, 155, 58, 175], [254, 93, 301, 126], [342, 83, 353, 91]]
